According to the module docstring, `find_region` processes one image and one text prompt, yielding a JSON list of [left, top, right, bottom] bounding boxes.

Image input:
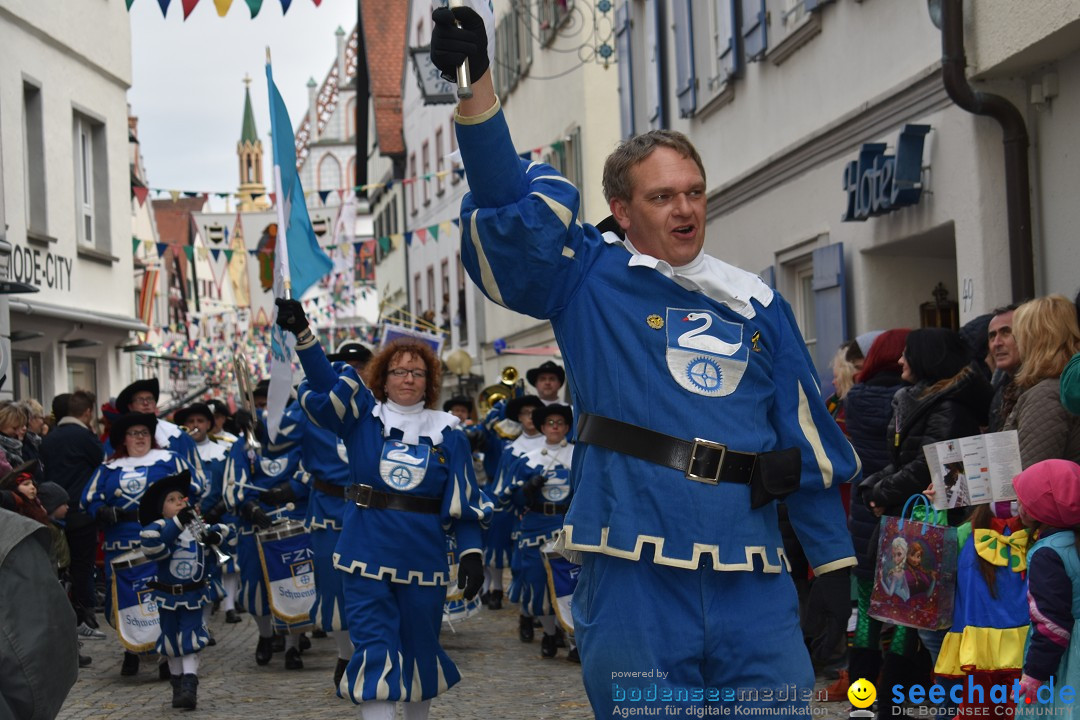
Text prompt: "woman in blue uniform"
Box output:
[[81, 412, 198, 677], [276, 298, 491, 720]]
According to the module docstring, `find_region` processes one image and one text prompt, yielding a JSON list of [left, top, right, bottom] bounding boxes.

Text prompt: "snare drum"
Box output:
[[256, 520, 316, 624], [110, 549, 151, 570], [110, 549, 160, 653]]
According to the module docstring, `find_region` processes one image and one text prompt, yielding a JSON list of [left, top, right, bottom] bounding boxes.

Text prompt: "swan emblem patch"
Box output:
[[665, 307, 748, 397], [379, 441, 431, 492]]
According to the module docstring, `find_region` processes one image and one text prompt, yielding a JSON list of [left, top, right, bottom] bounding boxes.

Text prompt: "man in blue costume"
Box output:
[[431, 9, 861, 716]]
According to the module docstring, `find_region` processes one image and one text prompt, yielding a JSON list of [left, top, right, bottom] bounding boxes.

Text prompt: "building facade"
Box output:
[[0, 0, 143, 404]]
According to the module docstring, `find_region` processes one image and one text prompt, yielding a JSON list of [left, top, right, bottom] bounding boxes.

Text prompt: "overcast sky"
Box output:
[[127, 0, 359, 212]]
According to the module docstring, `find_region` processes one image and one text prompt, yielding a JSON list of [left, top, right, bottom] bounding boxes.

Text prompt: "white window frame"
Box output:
[[75, 115, 94, 246]]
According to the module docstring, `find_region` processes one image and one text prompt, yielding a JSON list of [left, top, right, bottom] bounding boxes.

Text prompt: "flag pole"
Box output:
[[267, 46, 293, 301]]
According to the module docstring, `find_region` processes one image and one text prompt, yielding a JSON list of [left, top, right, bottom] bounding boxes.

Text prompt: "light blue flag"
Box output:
[[265, 61, 332, 298]]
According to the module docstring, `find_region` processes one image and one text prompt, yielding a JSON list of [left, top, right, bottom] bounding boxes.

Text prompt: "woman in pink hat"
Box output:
[[1013, 458, 1080, 714]]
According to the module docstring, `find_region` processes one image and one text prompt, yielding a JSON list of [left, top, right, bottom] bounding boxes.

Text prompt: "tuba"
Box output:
[[477, 366, 520, 416]]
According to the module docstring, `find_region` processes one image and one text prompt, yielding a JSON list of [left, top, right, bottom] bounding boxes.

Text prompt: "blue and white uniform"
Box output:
[[456, 102, 861, 715], [140, 516, 230, 657], [104, 419, 206, 488], [222, 441, 308, 617], [498, 440, 573, 616], [81, 450, 199, 625], [492, 431, 545, 600], [294, 345, 492, 705], [269, 401, 351, 631], [194, 437, 236, 585]]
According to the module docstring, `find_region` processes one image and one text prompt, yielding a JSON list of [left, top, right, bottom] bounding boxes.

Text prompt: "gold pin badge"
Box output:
[[751, 330, 762, 352], [646, 314, 664, 330]]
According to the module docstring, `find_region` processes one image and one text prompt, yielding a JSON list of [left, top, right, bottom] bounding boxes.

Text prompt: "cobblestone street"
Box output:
[[57, 603, 852, 719]]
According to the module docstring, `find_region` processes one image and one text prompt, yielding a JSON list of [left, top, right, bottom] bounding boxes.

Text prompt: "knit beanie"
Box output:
[[903, 328, 971, 383]]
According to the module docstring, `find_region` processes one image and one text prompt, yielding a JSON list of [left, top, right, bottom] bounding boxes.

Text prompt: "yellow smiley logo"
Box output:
[[847, 678, 877, 709]]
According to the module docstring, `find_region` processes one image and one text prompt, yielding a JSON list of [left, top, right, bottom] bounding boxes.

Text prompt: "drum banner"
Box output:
[[543, 550, 580, 635], [257, 528, 317, 623], [111, 558, 161, 653]]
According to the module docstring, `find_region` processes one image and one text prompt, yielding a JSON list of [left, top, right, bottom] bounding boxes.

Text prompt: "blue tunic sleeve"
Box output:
[[140, 517, 183, 561], [296, 344, 375, 438], [440, 430, 493, 556]]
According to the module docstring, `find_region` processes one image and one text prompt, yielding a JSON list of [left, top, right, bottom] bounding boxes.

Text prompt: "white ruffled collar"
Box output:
[[372, 399, 460, 446], [157, 419, 182, 444], [106, 448, 173, 469], [196, 439, 227, 461], [603, 231, 774, 319]]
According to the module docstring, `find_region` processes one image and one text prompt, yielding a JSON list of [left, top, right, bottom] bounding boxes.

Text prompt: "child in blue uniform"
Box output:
[[498, 403, 574, 659], [139, 470, 229, 710]]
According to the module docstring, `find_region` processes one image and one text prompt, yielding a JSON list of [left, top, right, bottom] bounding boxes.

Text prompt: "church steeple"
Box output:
[[237, 75, 269, 211]]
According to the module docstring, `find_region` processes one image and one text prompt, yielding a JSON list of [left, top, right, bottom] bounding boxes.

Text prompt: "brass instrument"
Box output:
[[477, 366, 520, 416], [232, 352, 262, 457], [183, 507, 231, 565]]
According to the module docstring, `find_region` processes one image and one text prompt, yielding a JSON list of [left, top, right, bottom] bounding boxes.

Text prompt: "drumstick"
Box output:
[[265, 503, 296, 518], [226, 479, 270, 493], [449, 0, 472, 100]]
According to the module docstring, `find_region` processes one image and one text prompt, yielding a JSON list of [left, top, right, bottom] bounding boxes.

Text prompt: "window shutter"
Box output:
[[760, 265, 776, 289], [811, 242, 847, 382], [644, 0, 663, 129], [740, 0, 768, 61], [615, 1, 635, 138], [804, 0, 835, 11], [717, 0, 739, 81], [673, 0, 696, 118]]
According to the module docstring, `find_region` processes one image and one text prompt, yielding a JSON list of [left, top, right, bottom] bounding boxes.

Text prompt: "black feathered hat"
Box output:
[[505, 395, 544, 422], [108, 412, 158, 451], [116, 378, 159, 414], [138, 471, 193, 527], [174, 403, 214, 427], [533, 403, 573, 431], [526, 361, 565, 388], [442, 395, 474, 414], [327, 342, 373, 366]]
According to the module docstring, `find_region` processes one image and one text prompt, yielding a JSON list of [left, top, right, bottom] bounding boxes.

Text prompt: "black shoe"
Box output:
[[176, 674, 198, 710], [120, 651, 139, 676], [211, 600, 221, 614], [206, 629, 216, 647], [171, 676, 183, 708], [519, 615, 534, 643], [299, 634, 311, 651], [312, 628, 327, 639], [541, 633, 558, 659], [487, 590, 503, 610], [567, 646, 580, 664], [271, 635, 285, 653], [555, 625, 567, 648], [79, 653, 92, 668], [285, 647, 304, 670], [533, 618, 542, 627], [255, 636, 273, 666], [333, 657, 349, 688], [225, 609, 241, 624], [158, 658, 171, 681], [480, 591, 490, 606]]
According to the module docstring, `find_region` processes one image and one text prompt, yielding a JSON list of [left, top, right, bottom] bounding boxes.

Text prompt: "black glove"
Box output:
[[274, 297, 309, 336], [241, 501, 273, 530], [430, 5, 489, 83], [457, 552, 484, 601], [805, 568, 852, 667], [524, 474, 546, 501], [200, 530, 223, 546], [258, 482, 296, 506], [176, 505, 197, 527], [202, 500, 226, 525], [96, 505, 122, 526]]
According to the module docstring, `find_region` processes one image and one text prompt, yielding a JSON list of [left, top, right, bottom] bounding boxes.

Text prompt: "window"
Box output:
[[23, 82, 47, 237], [644, 0, 664, 129], [767, 0, 824, 65], [672, 0, 697, 117], [539, 0, 573, 45], [73, 112, 109, 249], [615, 2, 635, 138], [11, 351, 42, 402], [544, 126, 584, 208], [426, 266, 435, 318], [449, 126, 461, 185], [709, 0, 740, 94], [435, 127, 445, 195], [456, 252, 469, 343], [741, 0, 768, 61], [440, 259, 450, 331], [422, 141, 431, 206], [783, 256, 816, 355], [408, 153, 417, 215], [414, 272, 422, 319]]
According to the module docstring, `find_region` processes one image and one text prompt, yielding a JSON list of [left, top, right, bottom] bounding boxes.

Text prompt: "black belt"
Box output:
[[577, 413, 758, 485], [313, 479, 346, 498], [527, 501, 570, 516], [345, 485, 442, 514], [148, 580, 208, 595], [118, 509, 139, 523]]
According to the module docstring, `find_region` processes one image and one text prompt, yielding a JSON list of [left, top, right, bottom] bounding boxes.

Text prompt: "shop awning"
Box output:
[[8, 298, 148, 333]]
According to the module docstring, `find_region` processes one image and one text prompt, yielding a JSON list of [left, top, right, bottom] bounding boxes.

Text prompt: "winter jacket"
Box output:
[[40, 420, 104, 531], [858, 367, 992, 516], [1004, 376, 1080, 468], [844, 372, 906, 578], [1063, 352, 1080, 415]]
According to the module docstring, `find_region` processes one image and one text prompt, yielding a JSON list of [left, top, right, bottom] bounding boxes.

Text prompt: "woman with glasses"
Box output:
[[496, 403, 576, 660], [81, 412, 198, 677], [274, 298, 491, 720]]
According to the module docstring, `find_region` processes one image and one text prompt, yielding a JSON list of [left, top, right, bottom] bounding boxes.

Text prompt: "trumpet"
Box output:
[[232, 352, 262, 457], [182, 506, 231, 566], [477, 366, 520, 416]]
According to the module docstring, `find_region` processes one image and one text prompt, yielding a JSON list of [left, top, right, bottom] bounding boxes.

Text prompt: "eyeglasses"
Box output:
[[388, 368, 427, 379], [126, 429, 151, 438], [130, 396, 156, 406], [544, 419, 567, 427]]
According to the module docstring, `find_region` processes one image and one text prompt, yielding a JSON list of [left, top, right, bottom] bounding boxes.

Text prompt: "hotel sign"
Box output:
[[842, 124, 930, 222]]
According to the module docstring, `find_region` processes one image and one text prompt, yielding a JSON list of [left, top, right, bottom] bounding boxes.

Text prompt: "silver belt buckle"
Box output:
[[350, 484, 374, 508], [686, 438, 726, 485]]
